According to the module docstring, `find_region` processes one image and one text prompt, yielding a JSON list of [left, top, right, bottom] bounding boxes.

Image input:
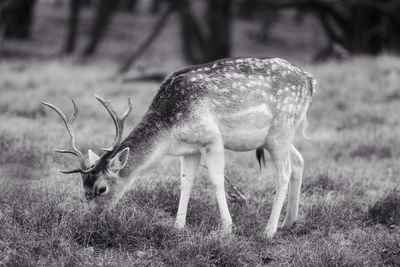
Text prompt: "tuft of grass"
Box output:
[[336, 226, 400, 266], [0, 131, 53, 179], [71, 207, 178, 250], [367, 189, 400, 226], [290, 234, 370, 266], [126, 180, 180, 215], [231, 202, 269, 239], [293, 194, 365, 236], [161, 233, 261, 266], [374, 231, 400, 266], [302, 171, 350, 195]]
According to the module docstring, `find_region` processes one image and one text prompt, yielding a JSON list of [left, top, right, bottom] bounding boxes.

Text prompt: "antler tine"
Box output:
[[95, 95, 132, 152], [58, 168, 84, 174], [42, 98, 87, 172], [121, 97, 133, 120]]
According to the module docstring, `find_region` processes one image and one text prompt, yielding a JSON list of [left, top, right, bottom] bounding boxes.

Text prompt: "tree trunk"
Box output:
[[1, 0, 36, 40], [351, 6, 383, 55], [64, 0, 81, 54], [238, 0, 256, 19], [177, 0, 232, 64], [119, 0, 137, 12], [205, 0, 232, 61], [82, 0, 120, 57], [150, 0, 161, 14], [177, 0, 206, 64]]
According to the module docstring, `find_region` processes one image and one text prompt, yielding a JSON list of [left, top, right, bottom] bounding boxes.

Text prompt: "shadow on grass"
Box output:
[[366, 189, 400, 227], [302, 171, 363, 196], [287, 174, 366, 237]]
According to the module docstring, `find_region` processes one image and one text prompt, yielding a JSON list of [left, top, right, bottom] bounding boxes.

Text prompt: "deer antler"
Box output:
[[95, 95, 132, 152], [42, 98, 88, 174], [43, 96, 132, 174]]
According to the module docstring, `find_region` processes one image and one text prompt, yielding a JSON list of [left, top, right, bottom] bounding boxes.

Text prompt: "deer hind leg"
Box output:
[[202, 138, 233, 233], [175, 153, 201, 229], [265, 139, 292, 239], [282, 144, 304, 229]]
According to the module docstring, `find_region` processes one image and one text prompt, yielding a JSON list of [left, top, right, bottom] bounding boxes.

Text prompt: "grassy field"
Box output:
[[1, 55, 400, 266], [1, 3, 400, 266]]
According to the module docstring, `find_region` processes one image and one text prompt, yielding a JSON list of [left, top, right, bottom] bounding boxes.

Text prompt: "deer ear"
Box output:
[[109, 147, 130, 172], [88, 149, 100, 165]]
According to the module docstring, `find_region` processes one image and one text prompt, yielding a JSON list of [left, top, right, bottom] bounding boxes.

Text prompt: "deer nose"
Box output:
[[84, 191, 94, 201], [96, 185, 108, 196]]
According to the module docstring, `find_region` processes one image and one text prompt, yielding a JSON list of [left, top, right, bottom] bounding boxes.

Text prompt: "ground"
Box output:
[[1, 2, 400, 266]]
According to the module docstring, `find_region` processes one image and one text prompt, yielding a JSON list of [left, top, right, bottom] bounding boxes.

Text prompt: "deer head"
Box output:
[[42, 95, 132, 207]]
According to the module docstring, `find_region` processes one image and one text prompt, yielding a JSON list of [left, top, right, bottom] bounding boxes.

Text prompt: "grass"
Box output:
[[367, 190, 400, 226], [1, 3, 400, 266], [1, 56, 400, 266]]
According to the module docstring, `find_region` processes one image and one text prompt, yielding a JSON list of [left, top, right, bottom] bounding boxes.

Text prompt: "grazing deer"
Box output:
[[43, 57, 315, 238]]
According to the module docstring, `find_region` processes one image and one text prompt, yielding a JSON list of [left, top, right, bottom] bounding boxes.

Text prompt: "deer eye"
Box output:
[[97, 185, 108, 196]]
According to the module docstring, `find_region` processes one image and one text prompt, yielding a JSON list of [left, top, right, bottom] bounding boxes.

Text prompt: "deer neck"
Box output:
[[116, 110, 167, 178]]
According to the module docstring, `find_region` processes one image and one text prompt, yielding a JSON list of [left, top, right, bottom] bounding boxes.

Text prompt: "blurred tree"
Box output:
[[117, 0, 233, 74], [206, 0, 232, 62], [238, 0, 256, 19], [64, 0, 81, 54], [82, 0, 120, 57], [81, 0, 93, 8], [118, 3, 174, 74], [117, 0, 400, 74], [0, 1, 5, 58], [118, 0, 138, 13], [52, 0, 64, 8], [150, 0, 162, 14], [0, 0, 36, 40], [258, 0, 400, 60], [53, 0, 92, 8], [150, 0, 170, 14], [238, 0, 280, 43], [254, 9, 279, 43], [177, 0, 233, 64]]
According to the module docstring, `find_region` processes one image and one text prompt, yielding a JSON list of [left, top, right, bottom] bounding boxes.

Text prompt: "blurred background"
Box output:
[[1, 0, 400, 75]]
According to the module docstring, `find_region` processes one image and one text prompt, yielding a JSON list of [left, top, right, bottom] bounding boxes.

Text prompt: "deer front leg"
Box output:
[[202, 140, 233, 233], [265, 145, 292, 239], [175, 153, 201, 229]]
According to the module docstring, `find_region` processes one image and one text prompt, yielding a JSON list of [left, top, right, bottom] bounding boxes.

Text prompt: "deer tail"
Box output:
[[256, 147, 266, 171]]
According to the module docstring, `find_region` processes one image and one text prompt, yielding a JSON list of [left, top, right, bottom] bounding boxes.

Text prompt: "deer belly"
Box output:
[[219, 104, 273, 151]]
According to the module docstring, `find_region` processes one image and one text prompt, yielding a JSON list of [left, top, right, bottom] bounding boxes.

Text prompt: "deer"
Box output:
[[43, 57, 315, 238]]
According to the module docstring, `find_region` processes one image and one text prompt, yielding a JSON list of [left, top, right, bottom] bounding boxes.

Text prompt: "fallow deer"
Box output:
[[43, 57, 315, 238]]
